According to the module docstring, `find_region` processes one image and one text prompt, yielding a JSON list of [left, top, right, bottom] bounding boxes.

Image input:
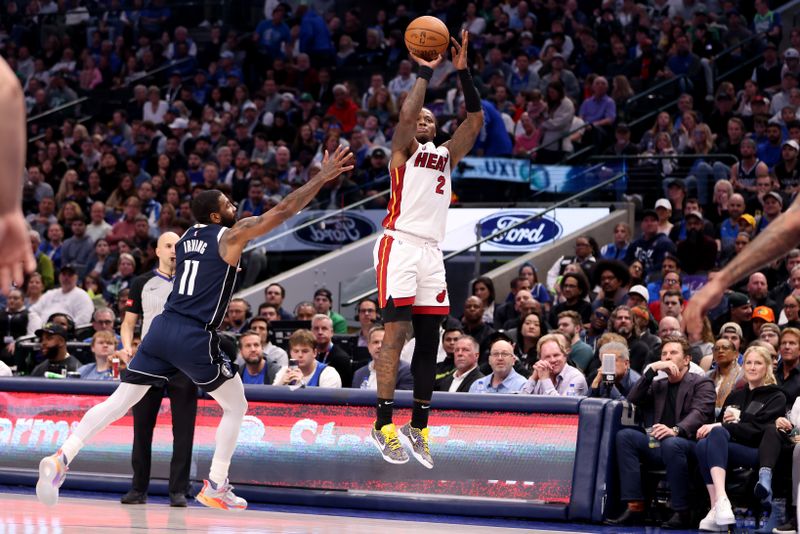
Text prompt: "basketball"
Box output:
[[404, 16, 450, 61]]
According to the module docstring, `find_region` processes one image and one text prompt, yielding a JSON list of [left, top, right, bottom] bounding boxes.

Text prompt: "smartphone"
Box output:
[[288, 359, 298, 370]]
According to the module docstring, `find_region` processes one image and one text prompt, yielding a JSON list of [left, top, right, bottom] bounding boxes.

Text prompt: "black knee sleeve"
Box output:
[[410, 314, 442, 401]]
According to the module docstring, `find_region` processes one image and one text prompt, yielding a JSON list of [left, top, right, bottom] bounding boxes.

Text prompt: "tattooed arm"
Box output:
[[218, 146, 353, 265]]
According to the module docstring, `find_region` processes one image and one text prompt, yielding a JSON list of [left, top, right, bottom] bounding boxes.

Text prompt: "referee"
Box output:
[[118, 231, 198, 507]]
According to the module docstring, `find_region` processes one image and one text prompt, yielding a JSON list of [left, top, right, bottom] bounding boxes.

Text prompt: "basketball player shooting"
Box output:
[[371, 30, 484, 468], [36, 146, 353, 510]]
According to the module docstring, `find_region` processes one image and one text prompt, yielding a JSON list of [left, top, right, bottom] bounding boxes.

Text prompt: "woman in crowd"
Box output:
[[703, 338, 743, 414], [472, 276, 496, 327], [694, 346, 785, 531], [781, 294, 800, 327], [106, 173, 137, 213], [537, 80, 575, 164], [708, 179, 734, 227], [512, 311, 547, 376], [639, 111, 678, 153], [25, 273, 45, 308], [517, 263, 551, 313]]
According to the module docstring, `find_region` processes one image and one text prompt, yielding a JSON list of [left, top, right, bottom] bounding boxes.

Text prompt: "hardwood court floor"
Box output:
[[0, 491, 593, 534]]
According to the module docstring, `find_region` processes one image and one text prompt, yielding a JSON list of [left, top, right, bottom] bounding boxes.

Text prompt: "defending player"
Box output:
[[36, 146, 353, 510], [370, 30, 484, 468]]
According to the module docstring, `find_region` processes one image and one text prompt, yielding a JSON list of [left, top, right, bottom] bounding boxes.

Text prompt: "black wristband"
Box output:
[[418, 66, 433, 82], [459, 69, 481, 113]]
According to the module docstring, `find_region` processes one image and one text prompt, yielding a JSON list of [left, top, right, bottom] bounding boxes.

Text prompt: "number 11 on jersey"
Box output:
[[178, 260, 200, 296]]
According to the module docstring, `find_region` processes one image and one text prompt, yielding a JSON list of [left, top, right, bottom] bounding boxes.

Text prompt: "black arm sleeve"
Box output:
[[459, 69, 481, 113]]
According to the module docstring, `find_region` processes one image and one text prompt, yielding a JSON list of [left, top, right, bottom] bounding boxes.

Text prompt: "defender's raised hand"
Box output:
[[318, 145, 355, 183], [450, 29, 469, 70]]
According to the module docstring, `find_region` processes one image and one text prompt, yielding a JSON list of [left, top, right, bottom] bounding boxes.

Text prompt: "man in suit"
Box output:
[[353, 326, 413, 390], [436, 335, 484, 393], [606, 335, 715, 529], [311, 314, 353, 387]]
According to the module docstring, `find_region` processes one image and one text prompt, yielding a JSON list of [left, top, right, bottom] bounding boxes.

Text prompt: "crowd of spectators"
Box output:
[[4, 0, 800, 530]]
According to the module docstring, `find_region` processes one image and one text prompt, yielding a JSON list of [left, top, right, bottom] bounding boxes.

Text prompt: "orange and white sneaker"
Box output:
[[195, 479, 247, 511], [36, 450, 68, 506]]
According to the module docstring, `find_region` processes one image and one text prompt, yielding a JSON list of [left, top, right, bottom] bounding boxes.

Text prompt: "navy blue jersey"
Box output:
[[164, 223, 239, 329]]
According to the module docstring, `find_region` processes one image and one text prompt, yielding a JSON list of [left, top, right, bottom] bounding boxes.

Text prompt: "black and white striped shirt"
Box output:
[[126, 270, 174, 337]]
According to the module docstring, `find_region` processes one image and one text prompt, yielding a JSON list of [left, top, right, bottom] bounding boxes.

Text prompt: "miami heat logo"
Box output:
[[436, 289, 447, 303]]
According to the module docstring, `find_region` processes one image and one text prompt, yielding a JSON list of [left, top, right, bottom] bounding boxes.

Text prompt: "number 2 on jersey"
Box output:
[[178, 260, 200, 296], [434, 175, 446, 195]]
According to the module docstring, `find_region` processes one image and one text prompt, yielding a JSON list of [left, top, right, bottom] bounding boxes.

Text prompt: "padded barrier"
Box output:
[[0, 378, 620, 521]]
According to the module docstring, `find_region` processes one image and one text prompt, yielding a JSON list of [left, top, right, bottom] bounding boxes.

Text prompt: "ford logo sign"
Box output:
[[479, 211, 562, 250], [295, 212, 377, 248]]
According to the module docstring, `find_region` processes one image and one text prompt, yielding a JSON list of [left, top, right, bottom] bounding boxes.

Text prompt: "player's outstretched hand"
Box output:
[[0, 210, 37, 294], [683, 277, 724, 342], [450, 29, 469, 70], [318, 145, 355, 183], [409, 51, 444, 70]]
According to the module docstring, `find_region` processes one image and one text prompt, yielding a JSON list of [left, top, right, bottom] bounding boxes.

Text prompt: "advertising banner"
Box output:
[[453, 157, 622, 194], [0, 391, 578, 504], [247, 208, 609, 254]]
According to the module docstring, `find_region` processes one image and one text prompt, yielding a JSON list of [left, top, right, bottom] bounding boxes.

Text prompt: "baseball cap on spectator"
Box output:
[[751, 94, 769, 105], [718, 322, 743, 339], [60, 263, 79, 275], [727, 292, 750, 309], [169, 118, 189, 129], [685, 209, 704, 221], [627, 284, 650, 304], [314, 288, 333, 301], [694, 4, 708, 14], [299, 93, 314, 103], [655, 198, 672, 211], [764, 191, 783, 206], [250, 158, 266, 167], [521, 31, 533, 39], [642, 208, 659, 220], [784, 139, 800, 152], [752, 306, 776, 323], [551, 53, 566, 62], [35, 322, 69, 340], [281, 92, 296, 102], [631, 305, 650, 323], [369, 146, 388, 158], [242, 101, 257, 111], [786, 48, 800, 60], [761, 323, 781, 337], [739, 213, 756, 227], [665, 178, 686, 190]]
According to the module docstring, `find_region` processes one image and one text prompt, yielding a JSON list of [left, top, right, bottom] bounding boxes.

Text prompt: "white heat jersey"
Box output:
[[382, 141, 451, 243]]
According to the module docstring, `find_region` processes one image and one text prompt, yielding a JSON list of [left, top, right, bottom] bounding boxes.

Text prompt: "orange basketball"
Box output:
[[404, 16, 450, 61]]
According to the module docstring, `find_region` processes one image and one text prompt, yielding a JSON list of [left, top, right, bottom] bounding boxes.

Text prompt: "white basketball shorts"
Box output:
[[373, 229, 449, 315]]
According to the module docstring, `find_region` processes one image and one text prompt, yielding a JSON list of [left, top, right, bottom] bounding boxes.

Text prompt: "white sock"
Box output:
[[206, 375, 247, 487], [59, 383, 150, 464]]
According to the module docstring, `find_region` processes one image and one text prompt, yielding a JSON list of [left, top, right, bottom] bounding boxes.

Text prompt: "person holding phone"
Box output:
[[590, 342, 641, 399], [273, 329, 341, 388]]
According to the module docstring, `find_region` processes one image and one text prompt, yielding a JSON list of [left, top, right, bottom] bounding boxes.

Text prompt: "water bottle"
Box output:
[[360, 378, 369, 389], [760, 510, 771, 530], [565, 383, 577, 397], [475, 381, 486, 393], [734, 507, 747, 530], [774, 498, 787, 525], [744, 510, 756, 530]]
